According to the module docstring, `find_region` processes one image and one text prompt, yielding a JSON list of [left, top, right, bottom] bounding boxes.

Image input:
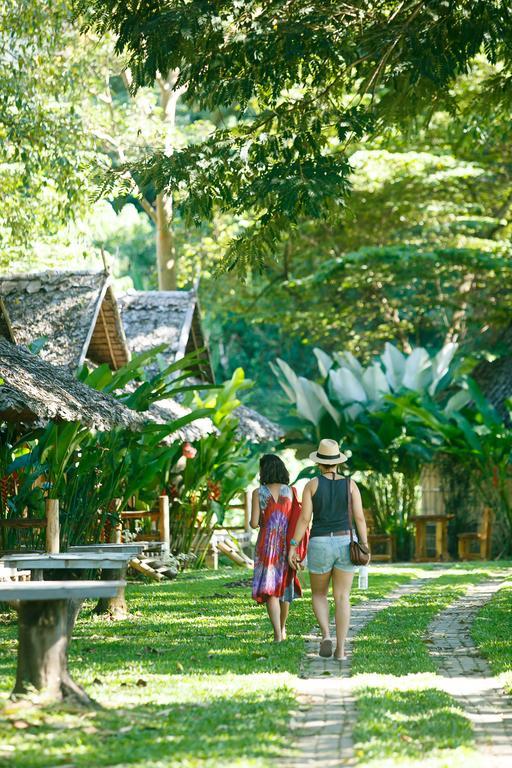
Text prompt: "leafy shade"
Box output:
[[78, 0, 512, 269]]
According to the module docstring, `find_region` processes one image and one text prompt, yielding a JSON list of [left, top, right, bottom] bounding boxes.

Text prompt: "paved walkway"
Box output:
[[426, 581, 512, 768], [283, 577, 428, 767], [283, 575, 512, 768]]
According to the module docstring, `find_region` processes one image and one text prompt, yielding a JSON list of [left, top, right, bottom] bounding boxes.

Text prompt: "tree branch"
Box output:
[[103, 68, 157, 223]]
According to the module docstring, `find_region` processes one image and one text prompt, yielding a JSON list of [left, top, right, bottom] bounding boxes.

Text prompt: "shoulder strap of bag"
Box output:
[[346, 475, 354, 543]]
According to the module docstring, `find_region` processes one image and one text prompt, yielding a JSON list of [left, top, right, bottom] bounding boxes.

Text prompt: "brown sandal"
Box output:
[[319, 638, 333, 658]]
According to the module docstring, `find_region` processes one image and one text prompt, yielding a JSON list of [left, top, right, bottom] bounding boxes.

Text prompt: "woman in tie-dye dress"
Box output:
[[251, 454, 304, 642]]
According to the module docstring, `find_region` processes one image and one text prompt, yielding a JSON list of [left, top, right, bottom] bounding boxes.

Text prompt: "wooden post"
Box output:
[[435, 520, 443, 561], [45, 499, 59, 554], [159, 495, 170, 554], [109, 498, 123, 543], [244, 491, 251, 532], [111, 523, 122, 544]]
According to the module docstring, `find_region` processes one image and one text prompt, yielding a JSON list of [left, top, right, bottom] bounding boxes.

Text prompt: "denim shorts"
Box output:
[[307, 534, 357, 574]]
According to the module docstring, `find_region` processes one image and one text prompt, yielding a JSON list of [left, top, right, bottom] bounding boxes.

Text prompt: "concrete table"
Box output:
[[70, 543, 146, 555], [2, 552, 131, 573], [2, 552, 133, 620], [0, 580, 125, 704]]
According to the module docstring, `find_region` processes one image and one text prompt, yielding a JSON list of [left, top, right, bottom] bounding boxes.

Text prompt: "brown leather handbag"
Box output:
[[347, 476, 371, 566]]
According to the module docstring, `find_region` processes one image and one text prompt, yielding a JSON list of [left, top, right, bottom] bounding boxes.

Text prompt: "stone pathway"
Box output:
[[283, 575, 512, 768], [425, 580, 512, 768], [283, 577, 428, 767]]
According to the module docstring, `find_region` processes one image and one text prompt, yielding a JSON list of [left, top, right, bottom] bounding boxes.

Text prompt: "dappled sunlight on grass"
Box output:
[[351, 573, 493, 676], [472, 584, 512, 694], [354, 686, 479, 768], [4, 564, 500, 767]]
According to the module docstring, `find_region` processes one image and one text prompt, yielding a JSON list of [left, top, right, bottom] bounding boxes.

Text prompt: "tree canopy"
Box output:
[[78, 0, 512, 270]]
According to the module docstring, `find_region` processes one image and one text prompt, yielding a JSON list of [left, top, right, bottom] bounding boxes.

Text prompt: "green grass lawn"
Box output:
[[472, 583, 512, 694], [351, 564, 512, 768], [0, 567, 414, 768]]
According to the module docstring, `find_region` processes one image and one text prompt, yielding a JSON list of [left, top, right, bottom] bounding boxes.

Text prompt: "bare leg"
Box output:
[[280, 601, 289, 639], [310, 571, 332, 640], [266, 597, 283, 641], [332, 568, 354, 660]]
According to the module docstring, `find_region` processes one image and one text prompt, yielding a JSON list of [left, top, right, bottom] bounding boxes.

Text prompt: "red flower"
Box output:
[[207, 480, 221, 501], [182, 442, 197, 459]]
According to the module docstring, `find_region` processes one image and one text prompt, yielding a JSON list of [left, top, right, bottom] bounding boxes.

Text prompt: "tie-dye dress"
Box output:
[[252, 484, 302, 604]]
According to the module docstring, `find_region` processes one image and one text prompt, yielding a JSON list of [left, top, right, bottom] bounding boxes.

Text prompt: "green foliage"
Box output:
[[273, 340, 512, 552], [78, 0, 512, 269], [168, 369, 260, 562], [0, 0, 100, 265], [472, 586, 512, 694], [0, 350, 214, 550], [392, 381, 512, 541]]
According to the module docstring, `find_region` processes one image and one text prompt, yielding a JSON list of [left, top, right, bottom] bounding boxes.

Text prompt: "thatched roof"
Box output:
[[473, 325, 512, 423], [234, 404, 283, 443], [148, 398, 217, 443], [0, 270, 130, 371], [118, 290, 281, 442], [0, 338, 143, 431], [118, 289, 214, 382]]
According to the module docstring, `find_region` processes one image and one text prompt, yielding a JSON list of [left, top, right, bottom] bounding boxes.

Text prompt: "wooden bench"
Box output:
[[0, 580, 124, 704], [108, 496, 170, 551], [365, 509, 396, 562], [458, 507, 493, 560]]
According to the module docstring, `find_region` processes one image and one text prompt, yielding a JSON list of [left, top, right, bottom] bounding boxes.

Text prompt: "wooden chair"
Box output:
[[115, 496, 170, 550], [364, 508, 396, 562], [457, 507, 493, 561]]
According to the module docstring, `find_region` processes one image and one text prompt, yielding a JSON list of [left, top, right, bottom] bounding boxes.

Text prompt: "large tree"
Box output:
[[0, 0, 97, 267], [79, 0, 512, 271]]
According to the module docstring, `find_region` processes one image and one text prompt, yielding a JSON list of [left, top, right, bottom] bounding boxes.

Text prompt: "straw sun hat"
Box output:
[[309, 438, 348, 465]]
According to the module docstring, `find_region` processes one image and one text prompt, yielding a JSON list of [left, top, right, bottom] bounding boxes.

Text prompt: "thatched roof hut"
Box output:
[[234, 405, 282, 442], [118, 289, 214, 382], [148, 398, 217, 443], [0, 338, 143, 431], [0, 270, 130, 371], [119, 290, 282, 443]]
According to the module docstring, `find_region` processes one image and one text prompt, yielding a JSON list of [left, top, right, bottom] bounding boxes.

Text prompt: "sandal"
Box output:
[[319, 638, 333, 658]]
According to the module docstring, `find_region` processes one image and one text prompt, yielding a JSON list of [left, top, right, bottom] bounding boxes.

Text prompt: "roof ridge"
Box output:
[[0, 268, 107, 281]]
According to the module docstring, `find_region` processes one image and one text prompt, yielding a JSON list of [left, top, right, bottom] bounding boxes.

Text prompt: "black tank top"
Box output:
[[310, 474, 351, 537]]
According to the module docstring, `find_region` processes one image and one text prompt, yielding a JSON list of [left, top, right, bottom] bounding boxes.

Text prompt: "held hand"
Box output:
[[288, 546, 298, 570]]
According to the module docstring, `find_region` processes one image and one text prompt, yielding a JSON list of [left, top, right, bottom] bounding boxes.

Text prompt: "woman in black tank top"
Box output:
[[288, 439, 369, 661]]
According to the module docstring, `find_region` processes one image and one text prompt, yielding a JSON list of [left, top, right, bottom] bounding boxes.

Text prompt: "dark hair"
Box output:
[[259, 454, 290, 486]]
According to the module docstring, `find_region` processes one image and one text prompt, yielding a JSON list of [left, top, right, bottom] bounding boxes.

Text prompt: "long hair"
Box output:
[[259, 454, 290, 486]]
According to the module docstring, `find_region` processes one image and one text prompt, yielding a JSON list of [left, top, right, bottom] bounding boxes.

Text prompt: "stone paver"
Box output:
[[282, 576, 429, 767], [425, 581, 512, 768], [283, 575, 512, 768]]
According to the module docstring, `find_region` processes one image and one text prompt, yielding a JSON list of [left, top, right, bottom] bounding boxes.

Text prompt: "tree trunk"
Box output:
[[13, 600, 94, 706], [156, 192, 177, 290], [93, 566, 128, 620]]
